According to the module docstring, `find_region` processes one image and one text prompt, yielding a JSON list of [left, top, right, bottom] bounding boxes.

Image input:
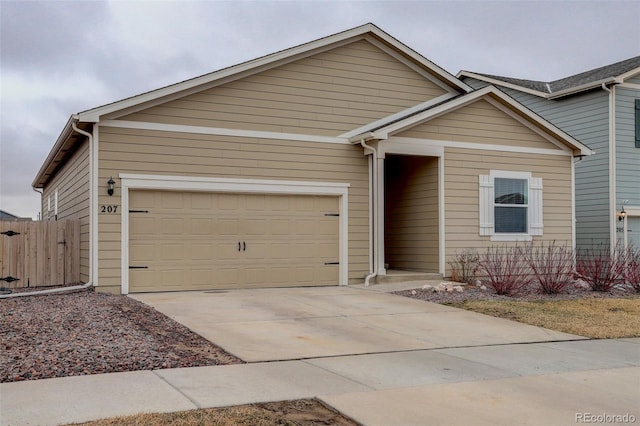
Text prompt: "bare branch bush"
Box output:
[[524, 241, 575, 294], [576, 243, 626, 292], [623, 245, 640, 292], [448, 249, 479, 284], [478, 244, 531, 295]]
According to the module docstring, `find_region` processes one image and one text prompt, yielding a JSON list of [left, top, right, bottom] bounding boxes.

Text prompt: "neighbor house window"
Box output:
[[479, 170, 543, 241], [635, 99, 640, 148]]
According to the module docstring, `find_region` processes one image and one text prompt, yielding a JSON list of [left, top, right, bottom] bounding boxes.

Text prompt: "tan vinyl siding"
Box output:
[[397, 100, 562, 151], [444, 147, 573, 276], [41, 138, 90, 283], [97, 126, 369, 293], [385, 156, 439, 272], [119, 40, 448, 136]]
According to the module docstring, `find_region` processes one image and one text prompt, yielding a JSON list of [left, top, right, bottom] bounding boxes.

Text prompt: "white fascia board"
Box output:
[[412, 86, 593, 157], [76, 23, 469, 123], [388, 137, 572, 157], [547, 77, 617, 99], [486, 90, 594, 157], [483, 97, 572, 153], [372, 86, 493, 137], [457, 71, 551, 97], [32, 117, 75, 188], [77, 24, 377, 122], [366, 36, 471, 93], [100, 120, 349, 145], [340, 93, 458, 139], [612, 66, 640, 83]]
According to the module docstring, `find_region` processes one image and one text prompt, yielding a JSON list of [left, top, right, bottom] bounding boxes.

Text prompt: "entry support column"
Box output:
[[376, 156, 386, 276]]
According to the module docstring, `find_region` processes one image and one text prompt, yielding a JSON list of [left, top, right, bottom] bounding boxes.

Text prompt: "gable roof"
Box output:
[[349, 85, 594, 157], [34, 23, 472, 188], [76, 23, 471, 123], [458, 55, 640, 99]]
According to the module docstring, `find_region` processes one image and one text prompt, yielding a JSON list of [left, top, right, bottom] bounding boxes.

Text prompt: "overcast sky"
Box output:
[[1, 0, 639, 218]]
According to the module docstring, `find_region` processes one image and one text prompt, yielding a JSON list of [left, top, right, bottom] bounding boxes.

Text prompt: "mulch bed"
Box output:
[[394, 281, 640, 304], [0, 289, 242, 383]]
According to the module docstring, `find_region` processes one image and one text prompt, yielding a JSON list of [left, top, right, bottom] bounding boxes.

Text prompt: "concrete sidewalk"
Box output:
[[2, 285, 639, 425], [2, 339, 638, 426]]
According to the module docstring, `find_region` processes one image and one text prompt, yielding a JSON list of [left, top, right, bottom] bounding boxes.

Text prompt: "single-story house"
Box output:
[[33, 24, 592, 294]]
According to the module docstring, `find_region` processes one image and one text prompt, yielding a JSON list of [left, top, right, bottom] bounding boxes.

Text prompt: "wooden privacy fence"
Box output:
[[0, 219, 80, 289]]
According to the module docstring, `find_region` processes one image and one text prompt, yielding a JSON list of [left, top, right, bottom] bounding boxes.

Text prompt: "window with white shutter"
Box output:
[[479, 170, 543, 241]]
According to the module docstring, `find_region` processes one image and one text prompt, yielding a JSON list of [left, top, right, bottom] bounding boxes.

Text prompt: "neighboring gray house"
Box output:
[[0, 210, 31, 221], [459, 57, 640, 250]]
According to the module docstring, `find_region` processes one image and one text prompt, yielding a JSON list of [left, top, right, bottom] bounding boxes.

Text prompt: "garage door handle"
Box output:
[[243, 241, 246, 251], [238, 242, 241, 252]]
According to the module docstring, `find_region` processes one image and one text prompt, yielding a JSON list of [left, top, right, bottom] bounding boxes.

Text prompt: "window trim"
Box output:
[[479, 170, 543, 242], [635, 99, 640, 148]]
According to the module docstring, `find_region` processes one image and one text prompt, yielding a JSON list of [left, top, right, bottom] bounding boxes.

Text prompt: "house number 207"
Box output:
[[100, 205, 119, 214]]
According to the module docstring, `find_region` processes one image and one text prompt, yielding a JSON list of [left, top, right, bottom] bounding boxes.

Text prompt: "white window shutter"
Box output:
[[529, 177, 543, 235], [479, 175, 494, 236]]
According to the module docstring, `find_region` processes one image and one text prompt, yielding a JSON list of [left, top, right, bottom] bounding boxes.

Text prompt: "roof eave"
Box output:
[[77, 23, 471, 123], [457, 71, 550, 97], [547, 77, 617, 99], [32, 118, 93, 188], [366, 86, 593, 156]]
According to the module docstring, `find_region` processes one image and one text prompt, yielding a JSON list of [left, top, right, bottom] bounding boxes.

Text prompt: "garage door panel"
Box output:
[[245, 195, 266, 210], [216, 219, 239, 235], [161, 243, 186, 260], [129, 190, 340, 292], [161, 218, 184, 234], [245, 218, 268, 235]]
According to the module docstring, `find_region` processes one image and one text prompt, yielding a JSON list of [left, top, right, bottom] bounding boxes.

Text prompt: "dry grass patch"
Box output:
[[68, 399, 359, 426], [447, 298, 640, 339]]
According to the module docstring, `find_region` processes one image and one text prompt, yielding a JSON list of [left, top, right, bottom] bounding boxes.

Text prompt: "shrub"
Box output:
[[524, 241, 575, 294], [448, 249, 479, 284], [576, 244, 626, 292], [478, 244, 532, 295], [622, 245, 640, 292]]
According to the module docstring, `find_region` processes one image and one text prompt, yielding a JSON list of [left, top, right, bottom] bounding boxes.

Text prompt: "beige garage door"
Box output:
[[129, 190, 340, 292]]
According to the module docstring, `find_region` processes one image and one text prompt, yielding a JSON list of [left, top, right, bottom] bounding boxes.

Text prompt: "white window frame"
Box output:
[[54, 188, 59, 220], [479, 170, 543, 241]]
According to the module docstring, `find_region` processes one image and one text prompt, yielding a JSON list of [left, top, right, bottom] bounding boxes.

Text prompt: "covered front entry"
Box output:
[[128, 190, 340, 292], [384, 155, 440, 273]]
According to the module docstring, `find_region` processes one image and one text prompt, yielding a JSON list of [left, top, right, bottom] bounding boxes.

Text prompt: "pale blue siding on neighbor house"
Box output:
[[615, 85, 640, 209], [462, 77, 611, 247]]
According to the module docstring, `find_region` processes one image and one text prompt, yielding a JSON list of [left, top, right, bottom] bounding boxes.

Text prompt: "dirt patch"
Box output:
[[0, 289, 242, 383], [71, 398, 360, 426]]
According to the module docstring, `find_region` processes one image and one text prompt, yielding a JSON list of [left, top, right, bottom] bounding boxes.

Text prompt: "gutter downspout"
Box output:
[[32, 187, 43, 221], [0, 121, 94, 298], [602, 82, 617, 252], [359, 138, 378, 286]]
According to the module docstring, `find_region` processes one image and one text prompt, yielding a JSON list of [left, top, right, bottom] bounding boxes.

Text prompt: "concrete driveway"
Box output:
[[3, 285, 638, 426], [131, 285, 584, 362]]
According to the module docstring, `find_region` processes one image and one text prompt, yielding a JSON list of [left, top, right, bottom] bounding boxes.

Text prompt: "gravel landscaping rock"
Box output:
[[395, 281, 640, 304], [0, 289, 242, 383]]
